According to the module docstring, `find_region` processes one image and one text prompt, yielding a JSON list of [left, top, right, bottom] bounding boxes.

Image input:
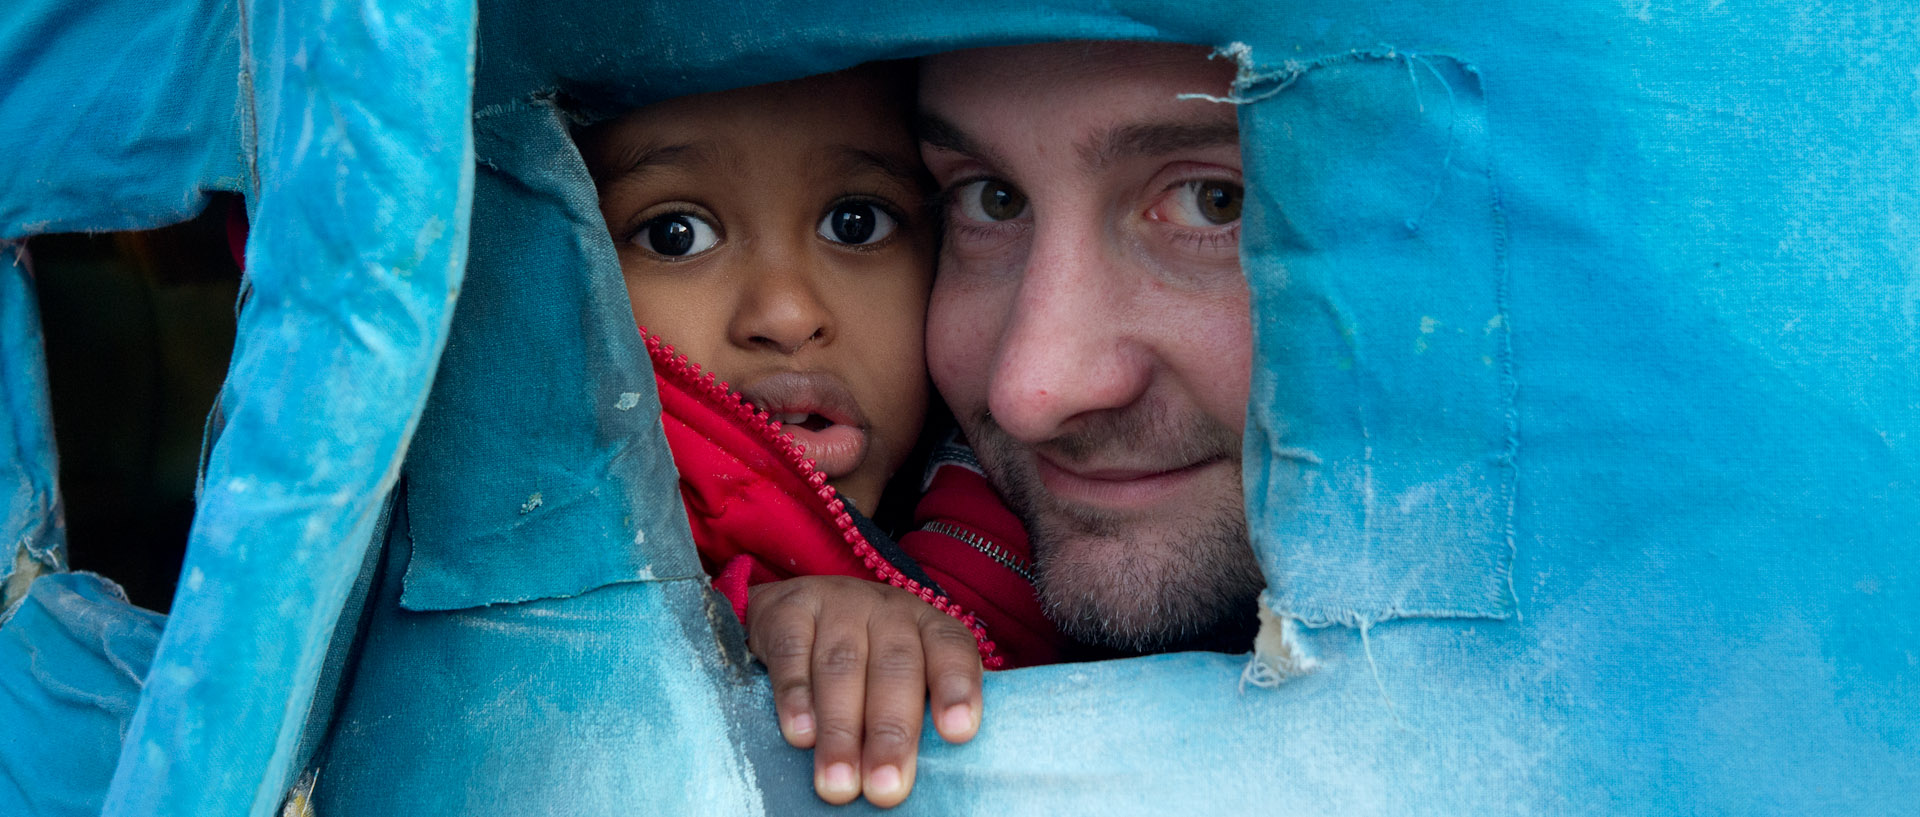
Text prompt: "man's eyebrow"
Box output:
[[1080, 121, 1241, 171], [832, 146, 927, 190], [914, 111, 990, 162], [916, 112, 1238, 173]]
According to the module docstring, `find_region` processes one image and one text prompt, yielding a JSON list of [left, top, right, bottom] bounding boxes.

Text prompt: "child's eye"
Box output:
[[633, 212, 719, 258], [952, 179, 1029, 223], [817, 201, 898, 246], [1148, 179, 1243, 227]]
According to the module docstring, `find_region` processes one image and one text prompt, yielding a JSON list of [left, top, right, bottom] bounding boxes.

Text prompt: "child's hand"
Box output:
[[746, 576, 984, 808]]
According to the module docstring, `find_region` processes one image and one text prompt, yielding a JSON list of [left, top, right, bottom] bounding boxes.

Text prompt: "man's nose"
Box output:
[[985, 219, 1150, 443], [730, 253, 832, 354]]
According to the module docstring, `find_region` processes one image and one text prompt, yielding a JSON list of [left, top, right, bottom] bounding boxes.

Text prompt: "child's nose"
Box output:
[[730, 261, 833, 355]]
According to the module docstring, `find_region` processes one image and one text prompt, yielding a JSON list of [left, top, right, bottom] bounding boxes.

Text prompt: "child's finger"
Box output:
[[808, 607, 872, 806], [919, 609, 984, 745], [857, 612, 932, 808], [744, 586, 822, 750]]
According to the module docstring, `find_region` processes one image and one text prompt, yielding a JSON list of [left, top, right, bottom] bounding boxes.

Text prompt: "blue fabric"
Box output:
[[90, 0, 478, 810], [1242, 51, 1517, 628], [3, 249, 65, 582], [396, 101, 702, 612], [0, 0, 243, 237], [1, 0, 1915, 814], [0, 573, 164, 817]]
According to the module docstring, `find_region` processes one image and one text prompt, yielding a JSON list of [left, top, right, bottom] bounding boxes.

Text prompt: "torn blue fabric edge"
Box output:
[[2, 247, 66, 589], [1237, 49, 1517, 632], [97, 0, 478, 814], [0, 573, 166, 817], [314, 522, 772, 814], [396, 100, 706, 612], [0, 0, 245, 238]]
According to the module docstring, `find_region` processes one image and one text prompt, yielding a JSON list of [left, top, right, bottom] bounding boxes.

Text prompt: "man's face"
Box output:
[[919, 43, 1263, 652]]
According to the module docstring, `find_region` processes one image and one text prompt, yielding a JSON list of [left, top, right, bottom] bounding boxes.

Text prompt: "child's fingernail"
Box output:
[[868, 764, 902, 797], [820, 762, 857, 797], [789, 713, 814, 737], [940, 704, 974, 736]]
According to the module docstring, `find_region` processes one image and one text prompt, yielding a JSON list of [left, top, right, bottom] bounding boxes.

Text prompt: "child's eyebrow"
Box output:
[[596, 142, 710, 186]]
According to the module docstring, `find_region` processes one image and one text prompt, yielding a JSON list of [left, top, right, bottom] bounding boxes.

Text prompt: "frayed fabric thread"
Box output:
[[1180, 42, 1470, 115], [1179, 42, 1304, 105], [2, 545, 56, 622], [1241, 602, 1320, 690], [278, 769, 317, 817]]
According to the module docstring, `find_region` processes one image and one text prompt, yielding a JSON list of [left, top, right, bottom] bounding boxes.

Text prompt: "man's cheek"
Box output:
[[925, 284, 1001, 414], [1202, 287, 1254, 427]]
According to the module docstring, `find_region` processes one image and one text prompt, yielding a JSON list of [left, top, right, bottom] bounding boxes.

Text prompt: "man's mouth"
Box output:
[[738, 372, 870, 479], [1030, 454, 1230, 512]]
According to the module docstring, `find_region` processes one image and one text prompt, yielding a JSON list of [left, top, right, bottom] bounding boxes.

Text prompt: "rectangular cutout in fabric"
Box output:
[[1238, 50, 1516, 627]]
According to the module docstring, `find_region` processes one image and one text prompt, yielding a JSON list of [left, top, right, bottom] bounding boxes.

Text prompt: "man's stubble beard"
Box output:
[[966, 402, 1267, 654]]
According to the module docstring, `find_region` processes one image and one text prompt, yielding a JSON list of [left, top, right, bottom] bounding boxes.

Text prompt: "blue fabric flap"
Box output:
[[0, 0, 243, 238], [398, 101, 704, 612], [1241, 50, 1516, 628]]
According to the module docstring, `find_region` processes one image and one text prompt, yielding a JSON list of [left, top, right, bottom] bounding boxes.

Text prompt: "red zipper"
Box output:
[[642, 330, 1005, 670]]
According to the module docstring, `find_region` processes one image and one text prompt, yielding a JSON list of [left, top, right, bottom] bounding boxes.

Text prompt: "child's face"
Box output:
[[580, 71, 934, 512]]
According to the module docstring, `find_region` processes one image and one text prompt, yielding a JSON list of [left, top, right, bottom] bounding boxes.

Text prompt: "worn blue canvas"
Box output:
[[2, 0, 1915, 815]]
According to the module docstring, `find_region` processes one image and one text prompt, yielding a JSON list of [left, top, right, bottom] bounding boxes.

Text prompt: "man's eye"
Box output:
[[1158, 180, 1244, 227], [633, 213, 719, 258], [953, 179, 1029, 222], [817, 201, 898, 246]]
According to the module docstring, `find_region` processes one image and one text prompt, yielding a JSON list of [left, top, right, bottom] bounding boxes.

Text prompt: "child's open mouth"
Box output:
[[739, 372, 870, 480], [776, 413, 836, 432]]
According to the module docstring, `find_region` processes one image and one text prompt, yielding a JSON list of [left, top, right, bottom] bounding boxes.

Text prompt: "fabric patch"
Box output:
[[1237, 50, 1517, 628], [398, 102, 702, 611]]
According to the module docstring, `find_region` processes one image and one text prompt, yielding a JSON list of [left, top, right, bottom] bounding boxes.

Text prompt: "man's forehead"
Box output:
[[918, 42, 1236, 163], [921, 41, 1224, 88]]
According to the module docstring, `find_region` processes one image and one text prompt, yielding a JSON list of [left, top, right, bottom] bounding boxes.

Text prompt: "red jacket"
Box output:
[[645, 330, 1065, 669]]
